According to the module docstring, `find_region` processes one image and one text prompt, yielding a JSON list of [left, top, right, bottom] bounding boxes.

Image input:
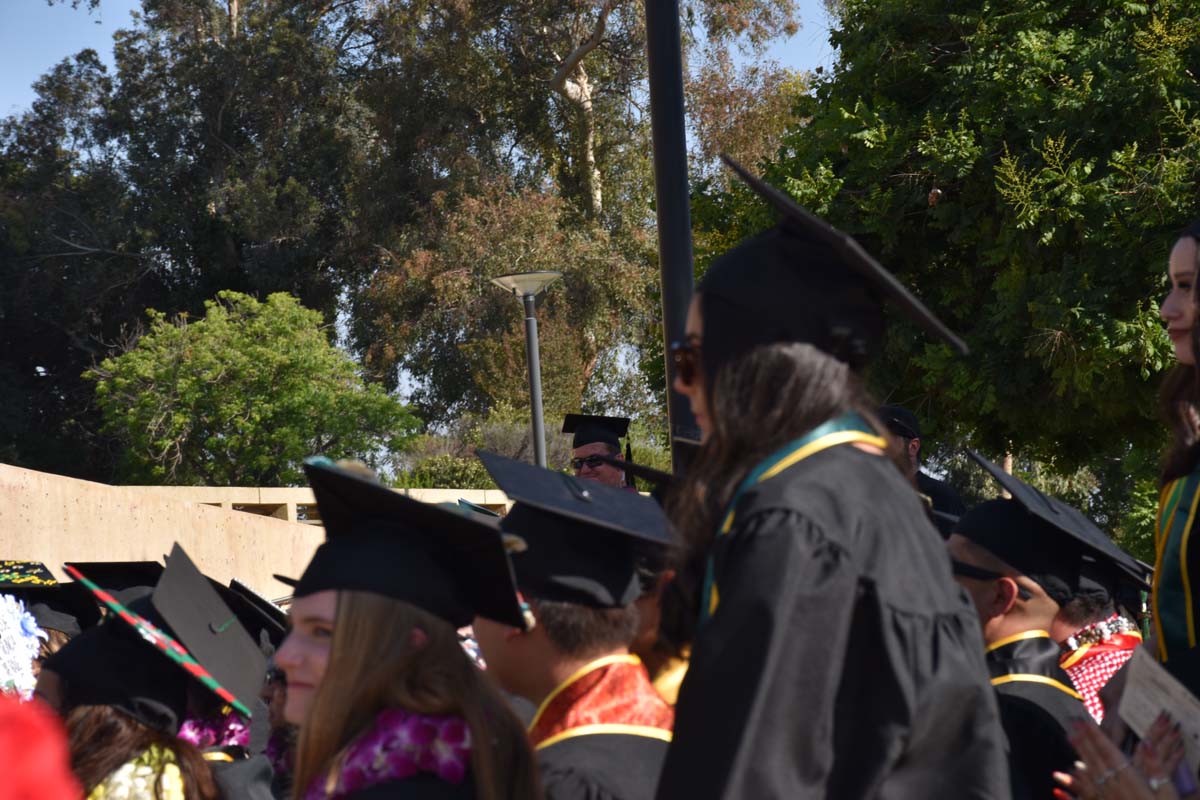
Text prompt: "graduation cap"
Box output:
[[563, 414, 631, 451], [954, 451, 1149, 605], [0, 561, 57, 588], [697, 156, 967, 380], [878, 405, 922, 441], [22, 582, 101, 636], [48, 559, 256, 734], [457, 498, 501, 517], [280, 458, 526, 630], [476, 451, 673, 608], [63, 561, 164, 593], [155, 544, 266, 713], [224, 579, 288, 650]]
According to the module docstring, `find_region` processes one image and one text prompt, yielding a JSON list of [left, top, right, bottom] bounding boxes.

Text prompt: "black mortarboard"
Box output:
[[63, 561, 164, 593], [477, 451, 672, 608], [878, 405, 922, 440], [7, 580, 100, 635], [0, 560, 57, 588], [283, 458, 526, 629], [49, 556, 260, 732], [156, 544, 267, 713], [698, 156, 967, 380], [563, 414, 631, 450], [224, 579, 288, 650], [954, 451, 1149, 604], [458, 498, 501, 517]]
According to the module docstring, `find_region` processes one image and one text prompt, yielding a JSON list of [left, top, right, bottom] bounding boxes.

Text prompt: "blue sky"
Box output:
[[0, 0, 836, 118]]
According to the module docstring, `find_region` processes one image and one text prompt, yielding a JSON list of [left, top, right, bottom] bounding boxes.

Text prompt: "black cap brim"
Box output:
[[966, 451, 1149, 588], [297, 459, 526, 629], [721, 155, 968, 356]]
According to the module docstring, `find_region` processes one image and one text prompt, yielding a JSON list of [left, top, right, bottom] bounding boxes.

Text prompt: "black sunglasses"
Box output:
[[571, 455, 607, 471], [670, 339, 702, 387], [951, 560, 1032, 600]]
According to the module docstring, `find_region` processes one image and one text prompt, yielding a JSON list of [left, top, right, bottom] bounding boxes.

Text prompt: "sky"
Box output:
[[0, 0, 837, 119]]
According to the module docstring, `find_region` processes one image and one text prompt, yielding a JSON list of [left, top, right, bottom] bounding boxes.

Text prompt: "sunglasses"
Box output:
[[670, 339, 702, 387], [950, 560, 1032, 600], [571, 455, 608, 471]]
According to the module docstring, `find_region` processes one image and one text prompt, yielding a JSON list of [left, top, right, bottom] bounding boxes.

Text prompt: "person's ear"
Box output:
[[993, 577, 1020, 616], [908, 437, 922, 461]]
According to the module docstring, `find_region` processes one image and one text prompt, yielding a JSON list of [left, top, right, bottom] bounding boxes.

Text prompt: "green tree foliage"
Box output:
[[693, 0, 1200, 539], [356, 184, 658, 425], [85, 291, 418, 485], [3, 0, 799, 479]]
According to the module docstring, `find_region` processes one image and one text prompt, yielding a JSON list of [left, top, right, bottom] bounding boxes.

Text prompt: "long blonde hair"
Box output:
[[292, 591, 540, 800]]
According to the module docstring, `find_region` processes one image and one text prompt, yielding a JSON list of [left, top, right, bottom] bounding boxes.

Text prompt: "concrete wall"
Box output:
[[0, 464, 325, 599]]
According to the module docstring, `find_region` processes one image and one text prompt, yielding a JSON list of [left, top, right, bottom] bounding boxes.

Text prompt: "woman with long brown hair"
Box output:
[[653, 159, 1009, 799], [1153, 220, 1200, 698], [274, 459, 539, 800]]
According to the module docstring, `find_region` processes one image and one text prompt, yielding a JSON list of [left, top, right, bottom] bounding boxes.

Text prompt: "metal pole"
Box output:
[[522, 292, 549, 467], [644, 0, 699, 467]]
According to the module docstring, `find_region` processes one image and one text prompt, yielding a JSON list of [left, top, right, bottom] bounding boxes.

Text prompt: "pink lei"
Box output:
[[303, 709, 471, 799]]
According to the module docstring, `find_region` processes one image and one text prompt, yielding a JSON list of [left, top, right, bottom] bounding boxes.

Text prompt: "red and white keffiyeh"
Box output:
[[1060, 615, 1142, 722]]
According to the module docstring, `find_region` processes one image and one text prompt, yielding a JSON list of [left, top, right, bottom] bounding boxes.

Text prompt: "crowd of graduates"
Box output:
[[1, 159, 1199, 799]]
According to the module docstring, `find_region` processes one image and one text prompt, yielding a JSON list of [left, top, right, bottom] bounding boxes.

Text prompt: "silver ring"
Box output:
[[1097, 767, 1118, 785], [1148, 776, 1171, 790]]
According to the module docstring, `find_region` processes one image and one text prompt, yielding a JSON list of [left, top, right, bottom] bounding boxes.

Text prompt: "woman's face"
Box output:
[[672, 295, 710, 439], [1162, 237, 1198, 366], [275, 590, 336, 725]]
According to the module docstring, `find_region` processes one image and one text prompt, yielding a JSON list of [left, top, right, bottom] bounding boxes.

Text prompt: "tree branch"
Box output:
[[550, 0, 619, 93]]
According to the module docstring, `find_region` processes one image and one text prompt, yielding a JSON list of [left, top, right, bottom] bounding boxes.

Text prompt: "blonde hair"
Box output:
[[292, 591, 540, 800]]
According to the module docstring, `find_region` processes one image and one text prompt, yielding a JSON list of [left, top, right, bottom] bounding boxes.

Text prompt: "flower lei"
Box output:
[[1063, 614, 1139, 651], [177, 708, 250, 750], [303, 709, 472, 799], [0, 593, 46, 699], [87, 744, 184, 800]]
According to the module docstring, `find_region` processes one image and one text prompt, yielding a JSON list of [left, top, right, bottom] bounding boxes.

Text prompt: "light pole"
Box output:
[[491, 271, 562, 467]]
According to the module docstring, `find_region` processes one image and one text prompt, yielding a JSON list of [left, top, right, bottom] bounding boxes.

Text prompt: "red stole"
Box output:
[[1060, 631, 1142, 722], [527, 654, 674, 751]]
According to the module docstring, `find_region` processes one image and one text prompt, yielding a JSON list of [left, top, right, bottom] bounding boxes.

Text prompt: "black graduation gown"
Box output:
[[539, 733, 669, 800], [987, 632, 1082, 800], [656, 445, 1010, 799], [345, 773, 476, 799]]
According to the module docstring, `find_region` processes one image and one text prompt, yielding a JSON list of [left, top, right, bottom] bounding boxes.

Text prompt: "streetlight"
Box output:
[[491, 270, 562, 467]]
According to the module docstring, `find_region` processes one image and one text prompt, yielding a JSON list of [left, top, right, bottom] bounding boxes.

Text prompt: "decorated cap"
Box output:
[[954, 451, 1149, 605], [697, 156, 967, 380], [281, 458, 526, 629], [562, 414, 631, 450], [0, 561, 57, 589], [477, 450, 672, 608], [49, 555, 258, 733]]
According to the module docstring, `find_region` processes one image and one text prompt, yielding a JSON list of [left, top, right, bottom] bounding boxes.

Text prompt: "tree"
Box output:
[[355, 183, 658, 425], [696, 0, 1200, 542], [85, 291, 419, 485]]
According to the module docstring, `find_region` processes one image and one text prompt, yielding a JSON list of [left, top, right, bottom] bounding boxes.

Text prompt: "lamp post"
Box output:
[[644, 0, 699, 467], [491, 271, 562, 467]]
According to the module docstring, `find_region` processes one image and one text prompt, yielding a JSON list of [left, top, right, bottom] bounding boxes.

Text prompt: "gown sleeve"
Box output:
[[655, 507, 866, 799]]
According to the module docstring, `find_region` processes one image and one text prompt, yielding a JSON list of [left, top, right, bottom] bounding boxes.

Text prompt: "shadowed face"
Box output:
[[1162, 236, 1197, 366], [573, 442, 624, 487], [274, 590, 336, 725], [672, 296, 709, 440]]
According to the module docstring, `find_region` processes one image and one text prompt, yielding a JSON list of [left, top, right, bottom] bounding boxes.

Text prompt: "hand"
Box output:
[[1052, 716, 1181, 800]]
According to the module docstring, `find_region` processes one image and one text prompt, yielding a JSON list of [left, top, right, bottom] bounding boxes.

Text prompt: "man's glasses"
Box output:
[[950, 560, 1032, 600], [670, 339, 702, 387], [571, 455, 607, 471]]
